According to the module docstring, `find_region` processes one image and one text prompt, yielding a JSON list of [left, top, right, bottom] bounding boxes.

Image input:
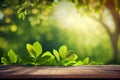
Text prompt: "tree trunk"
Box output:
[[105, 0, 120, 64]]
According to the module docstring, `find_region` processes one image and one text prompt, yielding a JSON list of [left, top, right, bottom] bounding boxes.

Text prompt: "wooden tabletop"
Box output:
[[0, 65, 120, 78]]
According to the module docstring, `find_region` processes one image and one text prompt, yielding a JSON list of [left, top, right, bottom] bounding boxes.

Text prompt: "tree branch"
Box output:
[[91, 15, 113, 39]]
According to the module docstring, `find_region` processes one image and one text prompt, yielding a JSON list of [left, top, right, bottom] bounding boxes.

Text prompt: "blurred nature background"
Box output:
[[0, 0, 120, 65]]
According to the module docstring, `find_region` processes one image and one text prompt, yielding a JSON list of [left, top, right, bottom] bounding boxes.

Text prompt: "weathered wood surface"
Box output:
[[0, 65, 120, 78]]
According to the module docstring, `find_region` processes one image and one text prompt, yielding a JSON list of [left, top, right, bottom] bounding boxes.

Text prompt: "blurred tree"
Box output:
[[73, 0, 120, 64], [104, 0, 120, 64]]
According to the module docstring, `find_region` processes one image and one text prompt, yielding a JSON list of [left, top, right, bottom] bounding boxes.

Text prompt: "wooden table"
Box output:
[[0, 65, 120, 79]]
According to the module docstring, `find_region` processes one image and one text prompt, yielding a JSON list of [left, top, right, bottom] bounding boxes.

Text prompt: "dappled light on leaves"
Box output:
[[0, 37, 8, 49], [0, 26, 5, 31], [28, 16, 41, 26], [10, 25, 17, 32], [0, 0, 120, 65], [3, 8, 13, 16], [32, 8, 39, 14], [5, 17, 11, 23]]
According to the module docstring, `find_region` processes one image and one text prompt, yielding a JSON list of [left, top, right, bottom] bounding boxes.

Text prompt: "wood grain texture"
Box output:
[[0, 65, 120, 78]]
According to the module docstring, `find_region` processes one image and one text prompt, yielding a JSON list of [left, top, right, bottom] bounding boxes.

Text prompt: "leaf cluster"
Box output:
[[1, 41, 103, 66]]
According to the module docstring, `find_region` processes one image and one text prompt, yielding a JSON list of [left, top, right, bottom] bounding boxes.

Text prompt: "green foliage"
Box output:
[[41, 51, 54, 61], [26, 44, 36, 58], [1, 41, 103, 66], [73, 57, 103, 66], [59, 45, 68, 58], [73, 61, 83, 66], [18, 11, 26, 20], [8, 49, 18, 63], [53, 49, 60, 62], [53, 45, 101, 66], [1, 49, 17, 65], [0, 0, 117, 65], [1, 57, 10, 65], [53, 45, 79, 66], [83, 57, 89, 65], [26, 41, 42, 58], [33, 41, 42, 57], [26, 41, 54, 66], [41, 51, 55, 66]]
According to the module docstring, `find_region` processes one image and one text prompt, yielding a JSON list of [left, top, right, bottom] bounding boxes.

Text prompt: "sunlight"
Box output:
[[10, 25, 17, 32], [102, 8, 116, 33], [53, 0, 99, 32], [52, 0, 114, 63], [5, 17, 11, 23], [53, 0, 115, 35]]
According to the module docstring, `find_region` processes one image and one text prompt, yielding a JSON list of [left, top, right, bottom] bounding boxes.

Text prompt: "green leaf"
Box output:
[[53, 49, 60, 62], [8, 49, 17, 64], [1, 57, 9, 65], [36, 56, 51, 65], [83, 57, 89, 65], [64, 61, 76, 66], [21, 56, 35, 65], [66, 50, 75, 58], [59, 45, 67, 58], [37, 56, 50, 62], [41, 51, 54, 60], [73, 61, 83, 66], [26, 44, 36, 58], [18, 12, 25, 20], [65, 53, 78, 61], [33, 41, 42, 57], [41, 51, 55, 66]]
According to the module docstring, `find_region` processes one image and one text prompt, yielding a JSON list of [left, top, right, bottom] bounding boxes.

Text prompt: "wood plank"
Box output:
[[0, 65, 120, 78]]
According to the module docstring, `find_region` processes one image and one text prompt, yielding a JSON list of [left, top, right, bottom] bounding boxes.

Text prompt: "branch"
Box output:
[[91, 14, 120, 45], [91, 15, 113, 37]]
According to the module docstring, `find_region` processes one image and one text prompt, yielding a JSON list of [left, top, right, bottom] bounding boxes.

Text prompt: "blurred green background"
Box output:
[[0, 0, 120, 64]]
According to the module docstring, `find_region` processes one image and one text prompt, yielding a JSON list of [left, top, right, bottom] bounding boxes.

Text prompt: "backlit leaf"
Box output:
[[53, 49, 60, 62], [33, 41, 42, 57], [64, 61, 76, 66], [65, 53, 78, 61], [41, 51, 54, 60], [18, 12, 25, 20], [26, 44, 36, 58], [8, 49, 17, 63], [59, 45, 67, 58], [73, 61, 83, 66]]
